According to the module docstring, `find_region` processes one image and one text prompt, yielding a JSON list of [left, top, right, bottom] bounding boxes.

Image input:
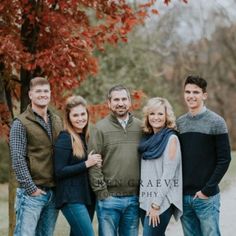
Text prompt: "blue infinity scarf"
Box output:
[[138, 128, 176, 160]]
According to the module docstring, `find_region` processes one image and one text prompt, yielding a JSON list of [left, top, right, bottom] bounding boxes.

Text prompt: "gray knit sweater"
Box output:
[[177, 108, 231, 196]]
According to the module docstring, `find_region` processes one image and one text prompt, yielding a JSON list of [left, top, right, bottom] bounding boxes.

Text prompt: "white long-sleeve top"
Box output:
[[139, 134, 183, 221]]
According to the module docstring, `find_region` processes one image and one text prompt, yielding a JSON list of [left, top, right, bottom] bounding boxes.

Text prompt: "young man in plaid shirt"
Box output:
[[10, 77, 62, 236]]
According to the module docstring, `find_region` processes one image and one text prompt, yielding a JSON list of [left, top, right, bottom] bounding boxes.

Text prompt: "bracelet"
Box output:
[[151, 203, 160, 211]]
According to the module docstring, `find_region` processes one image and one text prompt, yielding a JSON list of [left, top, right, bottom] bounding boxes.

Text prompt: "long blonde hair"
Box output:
[[64, 96, 89, 158], [142, 97, 177, 133]]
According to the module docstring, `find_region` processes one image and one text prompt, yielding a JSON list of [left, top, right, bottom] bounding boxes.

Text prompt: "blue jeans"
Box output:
[[97, 195, 139, 236], [181, 194, 221, 236], [61, 203, 95, 236], [140, 205, 174, 236], [14, 187, 58, 236]]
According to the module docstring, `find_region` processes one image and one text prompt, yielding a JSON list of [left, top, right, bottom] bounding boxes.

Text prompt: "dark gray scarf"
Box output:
[[138, 128, 176, 160]]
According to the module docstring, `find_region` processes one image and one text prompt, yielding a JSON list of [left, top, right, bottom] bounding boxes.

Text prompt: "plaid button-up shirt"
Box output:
[[9, 111, 52, 195]]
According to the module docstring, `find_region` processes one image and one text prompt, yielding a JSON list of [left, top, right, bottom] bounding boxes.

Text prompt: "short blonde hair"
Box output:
[[142, 97, 176, 133], [30, 77, 50, 90]]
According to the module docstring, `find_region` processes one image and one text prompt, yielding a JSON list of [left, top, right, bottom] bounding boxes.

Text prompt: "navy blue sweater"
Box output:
[[177, 108, 231, 196], [53, 131, 95, 209]]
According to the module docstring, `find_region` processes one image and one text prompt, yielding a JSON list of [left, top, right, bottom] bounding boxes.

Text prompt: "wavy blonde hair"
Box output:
[[64, 95, 89, 158], [142, 97, 176, 133]]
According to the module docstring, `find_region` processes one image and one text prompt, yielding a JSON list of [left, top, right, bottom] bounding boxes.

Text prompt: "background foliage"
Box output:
[[1, 1, 236, 185], [0, 140, 9, 183], [79, 0, 236, 149]]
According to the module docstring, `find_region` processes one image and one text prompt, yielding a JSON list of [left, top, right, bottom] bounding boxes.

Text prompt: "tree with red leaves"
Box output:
[[0, 0, 155, 133], [0, 0, 188, 134], [0, 0, 157, 234], [0, 0, 188, 234]]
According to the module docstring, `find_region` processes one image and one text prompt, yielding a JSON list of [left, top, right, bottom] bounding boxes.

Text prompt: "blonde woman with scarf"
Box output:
[[139, 97, 183, 236]]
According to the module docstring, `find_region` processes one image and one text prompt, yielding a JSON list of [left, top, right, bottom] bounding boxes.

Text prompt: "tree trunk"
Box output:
[[8, 168, 17, 236], [8, 71, 34, 236], [0, 63, 16, 236], [8, 1, 42, 235]]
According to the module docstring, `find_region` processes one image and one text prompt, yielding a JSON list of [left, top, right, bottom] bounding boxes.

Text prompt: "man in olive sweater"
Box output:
[[89, 85, 142, 236], [177, 75, 231, 236]]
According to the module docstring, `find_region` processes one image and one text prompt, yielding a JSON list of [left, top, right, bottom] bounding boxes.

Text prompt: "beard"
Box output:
[[112, 106, 129, 118]]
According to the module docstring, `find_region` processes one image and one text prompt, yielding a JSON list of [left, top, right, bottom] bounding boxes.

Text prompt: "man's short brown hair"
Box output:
[[107, 85, 131, 101], [29, 77, 50, 90]]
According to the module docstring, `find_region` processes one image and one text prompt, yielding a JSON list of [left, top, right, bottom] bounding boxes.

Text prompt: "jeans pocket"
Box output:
[[98, 196, 116, 209], [100, 196, 113, 202], [15, 188, 25, 213], [25, 192, 49, 207], [212, 194, 220, 213], [195, 195, 212, 201]]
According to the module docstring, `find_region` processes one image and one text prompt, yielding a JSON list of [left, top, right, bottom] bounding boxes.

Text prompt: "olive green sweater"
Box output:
[[88, 113, 142, 200]]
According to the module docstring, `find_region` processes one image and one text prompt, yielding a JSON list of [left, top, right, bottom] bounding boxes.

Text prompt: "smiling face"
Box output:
[[184, 83, 207, 114], [148, 105, 166, 133], [29, 84, 51, 109], [69, 104, 88, 133], [108, 89, 131, 119]]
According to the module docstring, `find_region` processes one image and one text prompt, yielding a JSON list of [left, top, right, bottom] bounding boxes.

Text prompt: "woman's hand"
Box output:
[[85, 150, 102, 168], [147, 208, 160, 227]]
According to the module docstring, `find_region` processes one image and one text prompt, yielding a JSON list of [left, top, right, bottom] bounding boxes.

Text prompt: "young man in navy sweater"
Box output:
[[177, 75, 231, 236]]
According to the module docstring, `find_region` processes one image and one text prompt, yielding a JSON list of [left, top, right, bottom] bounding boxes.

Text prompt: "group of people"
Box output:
[[9, 75, 231, 236]]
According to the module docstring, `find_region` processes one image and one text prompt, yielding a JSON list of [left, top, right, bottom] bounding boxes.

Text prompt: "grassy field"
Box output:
[[0, 152, 235, 236]]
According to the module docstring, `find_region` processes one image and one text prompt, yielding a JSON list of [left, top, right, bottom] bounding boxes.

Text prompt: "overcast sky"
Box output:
[[147, 0, 236, 42]]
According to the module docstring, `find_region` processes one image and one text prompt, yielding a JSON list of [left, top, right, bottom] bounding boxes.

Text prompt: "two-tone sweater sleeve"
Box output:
[[88, 127, 108, 200], [152, 136, 181, 208], [201, 119, 231, 196], [53, 132, 87, 180], [9, 119, 37, 195]]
